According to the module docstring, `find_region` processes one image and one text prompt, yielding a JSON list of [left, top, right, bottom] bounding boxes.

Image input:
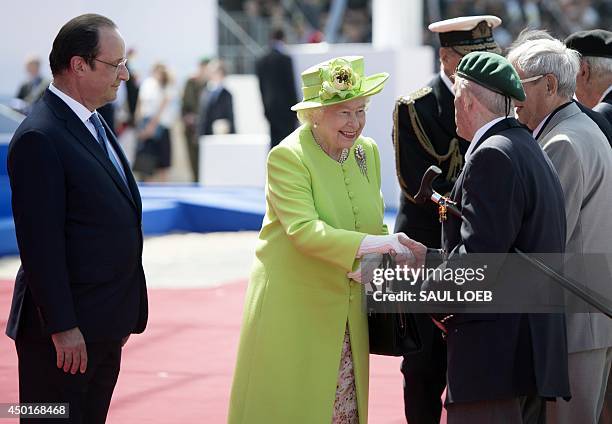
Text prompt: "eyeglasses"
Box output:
[[520, 74, 545, 84], [92, 57, 128, 73]]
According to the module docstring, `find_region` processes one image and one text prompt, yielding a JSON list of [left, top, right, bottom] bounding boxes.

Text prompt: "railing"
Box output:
[[218, 7, 268, 74]]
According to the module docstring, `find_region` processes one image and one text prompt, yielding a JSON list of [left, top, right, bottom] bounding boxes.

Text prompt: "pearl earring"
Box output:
[[313, 122, 318, 129]]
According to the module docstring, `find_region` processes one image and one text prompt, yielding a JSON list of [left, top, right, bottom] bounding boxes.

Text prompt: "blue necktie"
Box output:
[[90, 112, 128, 187]]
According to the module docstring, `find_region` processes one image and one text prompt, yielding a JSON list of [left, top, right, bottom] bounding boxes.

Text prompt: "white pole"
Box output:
[[372, 0, 423, 49]]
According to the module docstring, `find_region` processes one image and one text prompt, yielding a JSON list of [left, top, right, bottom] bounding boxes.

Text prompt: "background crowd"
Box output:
[[8, 0, 611, 185]]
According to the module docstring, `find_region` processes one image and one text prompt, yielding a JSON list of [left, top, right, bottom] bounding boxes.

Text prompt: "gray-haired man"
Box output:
[[508, 38, 612, 424], [565, 29, 612, 126]]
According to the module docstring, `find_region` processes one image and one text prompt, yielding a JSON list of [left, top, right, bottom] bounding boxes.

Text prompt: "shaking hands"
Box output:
[[348, 233, 428, 284]]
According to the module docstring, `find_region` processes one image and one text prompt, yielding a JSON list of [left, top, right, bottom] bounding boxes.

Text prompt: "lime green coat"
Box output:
[[228, 125, 387, 424]]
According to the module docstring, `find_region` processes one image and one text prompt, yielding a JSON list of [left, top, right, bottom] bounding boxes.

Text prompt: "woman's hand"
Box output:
[[138, 121, 156, 141], [347, 253, 383, 284], [349, 234, 417, 284]]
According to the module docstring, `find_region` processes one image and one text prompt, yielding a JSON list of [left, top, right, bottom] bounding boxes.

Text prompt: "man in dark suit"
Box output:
[[6, 14, 148, 423], [198, 58, 235, 137], [392, 15, 502, 423], [14, 56, 49, 115], [565, 30, 612, 128], [256, 28, 298, 149], [182, 58, 209, 181], [401, 52, 570, 423]]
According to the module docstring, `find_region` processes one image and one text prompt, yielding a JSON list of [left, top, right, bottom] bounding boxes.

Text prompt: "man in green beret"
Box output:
[[400, 51, 571, 422], [391, 15, 502, 423]]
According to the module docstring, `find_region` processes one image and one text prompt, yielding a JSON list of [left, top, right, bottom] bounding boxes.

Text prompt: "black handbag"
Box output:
[[367, 254, 422, 356], [132, 137, 158, 176]]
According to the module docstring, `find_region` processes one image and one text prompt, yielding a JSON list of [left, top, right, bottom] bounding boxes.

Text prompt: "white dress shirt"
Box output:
[[532, 113, 552, 140], [48, 83, 125, 171], [464, 116, 505, 163]]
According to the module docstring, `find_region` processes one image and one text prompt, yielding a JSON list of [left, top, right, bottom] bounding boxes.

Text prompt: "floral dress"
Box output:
[[332, 324, 359, 423]]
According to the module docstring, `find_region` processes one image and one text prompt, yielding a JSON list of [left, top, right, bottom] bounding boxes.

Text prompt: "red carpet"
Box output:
[[0, 280, 421, 423]]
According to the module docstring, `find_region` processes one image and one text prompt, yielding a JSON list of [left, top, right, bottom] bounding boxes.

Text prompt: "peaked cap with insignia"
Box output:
[[429, 15, 502, 55]]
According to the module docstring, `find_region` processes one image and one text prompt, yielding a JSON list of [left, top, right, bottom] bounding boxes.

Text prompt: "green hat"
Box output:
[[291, 56, 389, 111], [456, 51, 526, 101]]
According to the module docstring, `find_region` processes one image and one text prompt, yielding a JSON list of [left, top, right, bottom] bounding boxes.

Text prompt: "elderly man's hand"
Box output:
[[397, 234, 427, 268], [51, 327, 88, 374], [356, 233, 415, 258]]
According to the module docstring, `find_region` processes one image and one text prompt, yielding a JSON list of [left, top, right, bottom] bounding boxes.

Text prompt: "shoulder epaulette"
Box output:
[[392, 85, 462, 202], [397, 86, 432, 105]]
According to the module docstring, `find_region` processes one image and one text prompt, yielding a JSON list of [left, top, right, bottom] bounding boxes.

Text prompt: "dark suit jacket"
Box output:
[[6, 89, 148, 343], [16, 77, 47, 103], [594, 89, 612, 129], [576, 101, 612, 148], [393, 75, 469, 247], [198, 86, 235, 136], [255, 46, 298, 146], [426, 118, 570, 403]]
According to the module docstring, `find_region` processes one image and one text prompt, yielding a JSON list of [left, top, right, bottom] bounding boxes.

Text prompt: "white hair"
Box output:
[[506, 38, 580, 99], [296, 108, 322, 125], [584, 56, 612, 80], [456, 76, 510, 116], [508, 28, 554, 52]]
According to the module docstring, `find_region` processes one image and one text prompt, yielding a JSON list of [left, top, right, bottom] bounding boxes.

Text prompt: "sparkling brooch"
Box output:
[[355, 144, 368, 182]]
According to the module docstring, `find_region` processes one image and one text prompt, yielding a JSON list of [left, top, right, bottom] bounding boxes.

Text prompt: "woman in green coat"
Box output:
[[228, 56, 412, 423]]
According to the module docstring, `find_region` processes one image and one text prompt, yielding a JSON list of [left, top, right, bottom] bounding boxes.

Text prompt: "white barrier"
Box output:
[[199, 134, 269, 187]]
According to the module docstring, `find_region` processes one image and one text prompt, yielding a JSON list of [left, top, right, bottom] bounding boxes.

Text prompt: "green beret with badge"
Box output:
[[456, 51, 526, 101]]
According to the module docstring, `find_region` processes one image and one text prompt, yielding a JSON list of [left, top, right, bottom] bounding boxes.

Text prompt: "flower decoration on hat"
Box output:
[[319, 58, 362, 101]]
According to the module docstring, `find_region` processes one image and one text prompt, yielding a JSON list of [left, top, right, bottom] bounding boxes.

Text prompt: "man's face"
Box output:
[[440, 47, 463, 82], [81, 26, 129, 110], [453, 80, 470, 140], [513, 67, 551, 131], [26, 61, 40, 78]]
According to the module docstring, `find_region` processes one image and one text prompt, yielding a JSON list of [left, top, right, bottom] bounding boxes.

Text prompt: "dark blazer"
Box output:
[[427, 118, 570, 403], [393, 75, 469, 247], [198, 86, 235, 136], [594, 89, 612, 129], [256, 46, 298, 148], [16, 77, 47, 104], [576, 101, 612, 148], [6, 89, 148, 343]]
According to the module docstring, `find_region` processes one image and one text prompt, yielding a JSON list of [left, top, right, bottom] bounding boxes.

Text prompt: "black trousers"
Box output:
[[16, 338, 122, 424], [447, 396, 546, 424], [401, 314, 447, 424]]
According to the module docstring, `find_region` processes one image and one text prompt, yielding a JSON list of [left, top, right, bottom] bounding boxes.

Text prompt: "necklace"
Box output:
[[311, 129, 349, 164]]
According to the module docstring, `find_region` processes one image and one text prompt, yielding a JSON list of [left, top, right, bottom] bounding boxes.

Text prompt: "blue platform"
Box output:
[[139, 185, 267, 235]]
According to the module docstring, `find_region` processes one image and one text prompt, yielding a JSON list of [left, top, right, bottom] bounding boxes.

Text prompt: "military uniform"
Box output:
[[393, 75, 467, 247]]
